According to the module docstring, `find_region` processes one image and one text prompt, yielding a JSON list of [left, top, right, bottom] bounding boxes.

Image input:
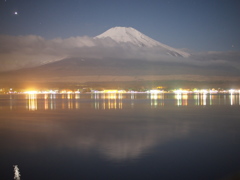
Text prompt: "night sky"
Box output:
[[1, 0, 240, 51]]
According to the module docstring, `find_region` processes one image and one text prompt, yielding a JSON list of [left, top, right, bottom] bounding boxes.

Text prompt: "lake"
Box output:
[[0, 93, 240, 180]]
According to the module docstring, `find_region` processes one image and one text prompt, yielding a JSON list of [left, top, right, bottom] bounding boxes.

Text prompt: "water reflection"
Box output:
[[92, 93, 123, 110], [0, 93, 239, 111], [27, 94, 37, 111], [230, 93, 238, 106], [149, 93, 164, 107], [0, 109, 191, 161], [194, 94, 200, 106], [175, 93, 188, 106], [1, 105, 239, 163], [1, 94, 240, 180]]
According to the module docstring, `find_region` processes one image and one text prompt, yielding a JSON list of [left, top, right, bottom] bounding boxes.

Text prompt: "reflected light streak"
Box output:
[[174, 93, 188, 106], [182, 94, 188, 106], [131, 93, 135, 99], [27, 94, 37, 111], [10, 94, 13, 110], [75, 101, 80, 109], [68, 99, 73, 109], [201, 94, 207, 106], [194, 94, 200, 106], [209, 94, 212, 106], [150, 93, 164, 107], [50, 95, 55, 110], [130, 93, 135, 108], [44, 94, 48, 110], [97, 93, 123, 110], [230, 94, 237, 105], [67, 94, 72, 99], [175, 94, 182, 106], [3, 92, 240, 111], [75, 94, 80, 99]]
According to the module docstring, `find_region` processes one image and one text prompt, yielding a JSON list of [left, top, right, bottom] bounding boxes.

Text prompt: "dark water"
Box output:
[[0, 93, 240, 180]]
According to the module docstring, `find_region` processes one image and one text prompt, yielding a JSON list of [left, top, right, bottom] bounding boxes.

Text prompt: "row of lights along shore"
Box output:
[[2, 88, 240, 94]]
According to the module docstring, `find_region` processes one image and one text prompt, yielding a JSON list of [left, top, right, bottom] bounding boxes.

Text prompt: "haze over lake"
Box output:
[[1, 93, 240, 180]]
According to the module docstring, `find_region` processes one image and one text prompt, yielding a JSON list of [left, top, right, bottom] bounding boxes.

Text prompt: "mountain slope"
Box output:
[[1, 57, 239, 84], [95, 27, 190, 57]]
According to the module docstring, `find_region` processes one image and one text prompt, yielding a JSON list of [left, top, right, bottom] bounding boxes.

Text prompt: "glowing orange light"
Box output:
[[24, 91, 38, 94]]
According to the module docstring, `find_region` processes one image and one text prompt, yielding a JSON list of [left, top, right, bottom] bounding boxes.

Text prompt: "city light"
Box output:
[[1, 87, 240, 95], [173, 89, 189, 94], [24, 91, 38, 94], [147, 90, 164, 94]]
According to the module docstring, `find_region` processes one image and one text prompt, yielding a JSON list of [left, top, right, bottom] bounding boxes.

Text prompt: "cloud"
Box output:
[[0, 35, 240, 76], [0, 35, 101, 71], [0, 35, 184, 71], [191, 51, 240, 64]]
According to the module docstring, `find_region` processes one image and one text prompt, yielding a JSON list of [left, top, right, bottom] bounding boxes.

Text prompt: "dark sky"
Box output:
[[1, 0, 240, 51]]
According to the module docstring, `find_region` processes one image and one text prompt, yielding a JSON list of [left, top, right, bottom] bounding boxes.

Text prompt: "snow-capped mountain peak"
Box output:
[[95, 27, 190, 57], [96, 27, 160, 47]]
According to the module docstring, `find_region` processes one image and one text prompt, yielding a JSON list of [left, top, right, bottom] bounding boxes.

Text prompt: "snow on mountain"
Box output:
[[95, 27, 190, 58]]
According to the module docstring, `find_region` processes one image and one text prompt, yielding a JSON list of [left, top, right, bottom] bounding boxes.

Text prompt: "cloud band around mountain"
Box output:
[[0, 34, 240, 77]]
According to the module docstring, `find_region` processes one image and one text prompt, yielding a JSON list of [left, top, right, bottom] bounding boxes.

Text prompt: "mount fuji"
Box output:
[[95, 27, 190, 58]]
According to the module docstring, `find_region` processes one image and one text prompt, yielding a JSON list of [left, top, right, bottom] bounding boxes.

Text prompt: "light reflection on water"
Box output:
[[1, 93, 240, 180], [1, 93, 239, 111]]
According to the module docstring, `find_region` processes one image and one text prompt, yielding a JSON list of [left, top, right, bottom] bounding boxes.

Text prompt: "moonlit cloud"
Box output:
[[0, 35, 98, 71], [0, 35, 240, 76]]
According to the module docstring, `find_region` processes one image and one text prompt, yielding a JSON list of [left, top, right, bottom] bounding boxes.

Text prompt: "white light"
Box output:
[[193, 90, 199, 93], [149, 90, 163, 94], [174, 90, 182, 94], [229, 89, 235, 94], [174, 90, 189, 94], [209, 90, 218, 94], [200, 89, 208, 94], [13, 165, 21, 180], [24, 91, 38, 94]]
